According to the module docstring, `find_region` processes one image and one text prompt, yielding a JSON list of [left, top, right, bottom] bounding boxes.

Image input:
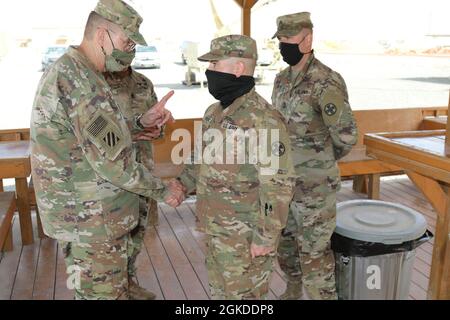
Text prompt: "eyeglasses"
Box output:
[[105, 28, 136, 52]]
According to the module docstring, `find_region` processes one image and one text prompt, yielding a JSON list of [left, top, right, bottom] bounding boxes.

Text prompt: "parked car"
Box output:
[[132, 45, 160, 69], [41, 46, 67, 71]]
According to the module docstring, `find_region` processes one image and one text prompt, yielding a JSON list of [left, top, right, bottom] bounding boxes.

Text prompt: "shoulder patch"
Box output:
[[272, 141, 286, 157], [87, 115, 108, 137], [321, 87, 345, 121], [324, 103, 337, 116], [85, 113, 126, 161]]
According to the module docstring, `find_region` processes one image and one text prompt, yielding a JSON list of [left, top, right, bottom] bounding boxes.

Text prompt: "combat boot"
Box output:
[[128, 279, 156, 300], [279, 280, 303, 300]]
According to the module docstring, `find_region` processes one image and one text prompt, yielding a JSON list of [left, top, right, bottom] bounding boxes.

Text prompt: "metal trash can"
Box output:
[[331, 200, 433, 300]]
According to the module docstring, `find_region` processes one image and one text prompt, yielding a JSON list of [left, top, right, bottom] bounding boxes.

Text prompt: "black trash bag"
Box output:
[[331, 230, 433, 257]]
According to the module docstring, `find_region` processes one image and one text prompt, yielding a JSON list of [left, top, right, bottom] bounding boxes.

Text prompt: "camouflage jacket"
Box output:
[[272, 53, 358, 196], [104, 68, 163, 173], [30, 46, 168, 243], [178, 88, 296, 247]]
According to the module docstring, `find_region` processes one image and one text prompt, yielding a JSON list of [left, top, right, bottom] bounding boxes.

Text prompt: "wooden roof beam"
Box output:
[[446, 89, 450, 156]]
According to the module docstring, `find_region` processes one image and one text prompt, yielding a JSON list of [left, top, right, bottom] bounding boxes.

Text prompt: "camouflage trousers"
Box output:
[[206, 229, 276, 300], [59, 234, 131, 300], [128, 196, 158, 279], [60, 197, 158, 300], [277, 190, 338, 300]]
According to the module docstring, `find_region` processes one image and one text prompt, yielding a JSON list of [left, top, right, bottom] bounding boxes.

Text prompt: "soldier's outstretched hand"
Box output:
[[140, 90, 175, 128]]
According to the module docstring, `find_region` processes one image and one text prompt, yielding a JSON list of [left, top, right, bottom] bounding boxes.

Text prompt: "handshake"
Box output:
[[164, 178, 187, 208]]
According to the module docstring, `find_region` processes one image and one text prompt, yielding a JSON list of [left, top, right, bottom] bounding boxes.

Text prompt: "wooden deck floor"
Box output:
[[0, 175, 436, 300]]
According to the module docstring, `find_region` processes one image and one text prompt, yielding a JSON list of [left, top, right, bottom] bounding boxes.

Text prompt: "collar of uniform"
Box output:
[[66, 46, 102, 75], [104, 67, 132, 89], [289, 51, 315, 91], [303, 51, 315, 72]]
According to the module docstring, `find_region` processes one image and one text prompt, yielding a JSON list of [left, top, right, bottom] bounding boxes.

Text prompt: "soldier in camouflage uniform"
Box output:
[[271, 12, 358, 300], [30, 0, 183, 300], [104, 67, 164, 300], [172, 35, 296, 299]]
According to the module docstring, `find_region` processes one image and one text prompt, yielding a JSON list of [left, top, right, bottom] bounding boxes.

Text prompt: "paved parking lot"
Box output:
[[0, 47, 449, 130]]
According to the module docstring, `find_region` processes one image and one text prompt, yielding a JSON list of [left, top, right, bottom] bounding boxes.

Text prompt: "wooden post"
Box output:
[[368, 173, 381, 200], [352, 175, 368, 195], [406, 171, 450, 299], [234, 0, 258, 36], [3, 226, 13, 252], [429, 184, 450, 300], [242, 5, 251, 36], [15, 177, 33, 245], [36, 207, 46, 239], [446, 89, 450, 156]]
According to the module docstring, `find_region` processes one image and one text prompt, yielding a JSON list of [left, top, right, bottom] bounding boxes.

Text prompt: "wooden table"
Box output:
[[0, 141, 33, 245], [365, 129, 449, 299]]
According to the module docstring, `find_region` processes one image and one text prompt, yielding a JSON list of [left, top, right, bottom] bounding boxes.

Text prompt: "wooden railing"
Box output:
[[1, 105, 448, 197]]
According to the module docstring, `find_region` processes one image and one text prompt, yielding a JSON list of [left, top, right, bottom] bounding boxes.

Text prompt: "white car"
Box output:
[[132, 45, 161, 69]]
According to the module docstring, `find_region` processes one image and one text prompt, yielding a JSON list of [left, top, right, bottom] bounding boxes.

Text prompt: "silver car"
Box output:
[[132, 45, 161, 69]]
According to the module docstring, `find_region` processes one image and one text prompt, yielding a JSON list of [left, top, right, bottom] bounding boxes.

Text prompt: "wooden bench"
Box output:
[[0, 192, 16, 252], [0, 129, 30, 142], [0, 129, 30, 193], [2, 107, 447, 203], [0, 129, 45, 240]]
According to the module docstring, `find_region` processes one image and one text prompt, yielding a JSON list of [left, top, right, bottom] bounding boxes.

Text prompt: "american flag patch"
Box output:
[[87, 115, 107, 137]]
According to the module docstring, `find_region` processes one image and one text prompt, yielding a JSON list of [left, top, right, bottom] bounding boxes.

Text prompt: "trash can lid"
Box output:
[[336, 200, 427, 244]]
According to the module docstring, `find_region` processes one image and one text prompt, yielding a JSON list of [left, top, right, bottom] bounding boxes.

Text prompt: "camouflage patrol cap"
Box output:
[[272, 12, 313, 39], [198, 34, 258, 62], [94, 0, 147, 46]]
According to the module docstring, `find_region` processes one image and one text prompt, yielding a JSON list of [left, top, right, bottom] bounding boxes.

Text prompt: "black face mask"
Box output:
[[205, 69, 255, 108], [279, 38, 311, 66]]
